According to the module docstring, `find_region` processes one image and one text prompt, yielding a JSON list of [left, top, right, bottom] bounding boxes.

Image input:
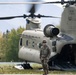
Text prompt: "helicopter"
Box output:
[[0, 0, 76, 70]]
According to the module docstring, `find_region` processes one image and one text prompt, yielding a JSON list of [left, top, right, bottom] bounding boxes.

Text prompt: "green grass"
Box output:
[[0, 64, 76, 74]]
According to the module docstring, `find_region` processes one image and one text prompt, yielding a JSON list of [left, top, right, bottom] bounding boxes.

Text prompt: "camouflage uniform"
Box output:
[[40, 40, 51, 75]]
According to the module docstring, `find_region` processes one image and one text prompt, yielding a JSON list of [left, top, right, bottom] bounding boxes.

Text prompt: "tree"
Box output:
[[5, 27, 25, 62], [0, 37, 7, 61]]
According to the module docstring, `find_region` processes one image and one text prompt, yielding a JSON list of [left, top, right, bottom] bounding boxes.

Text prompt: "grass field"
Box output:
[[0, 63, 76, 74]]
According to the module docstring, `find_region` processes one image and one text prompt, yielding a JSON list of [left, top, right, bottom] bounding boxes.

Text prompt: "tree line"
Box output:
[[0, 26, 25, 62]]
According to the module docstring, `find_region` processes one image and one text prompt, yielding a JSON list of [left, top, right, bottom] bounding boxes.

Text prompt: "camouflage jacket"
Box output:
[[40, 45, 51, 59]]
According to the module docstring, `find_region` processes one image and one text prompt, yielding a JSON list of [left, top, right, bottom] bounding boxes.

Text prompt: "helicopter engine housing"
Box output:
[[44, 24, 59, 37]]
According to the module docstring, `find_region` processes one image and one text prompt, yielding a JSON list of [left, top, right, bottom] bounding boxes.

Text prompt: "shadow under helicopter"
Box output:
[[48, 44, 76, 71]]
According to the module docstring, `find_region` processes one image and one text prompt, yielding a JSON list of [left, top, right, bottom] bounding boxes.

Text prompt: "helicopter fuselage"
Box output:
[[18, 4, 76, 70], [18, 29, 76, 65], [18, 29, 57, 63]]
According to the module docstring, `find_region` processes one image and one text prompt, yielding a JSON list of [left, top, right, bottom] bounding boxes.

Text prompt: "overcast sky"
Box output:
[[0, 0, 65, 32]]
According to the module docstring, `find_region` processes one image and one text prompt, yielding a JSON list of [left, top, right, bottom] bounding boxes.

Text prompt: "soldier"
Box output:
[[40, 40, 51, 75]]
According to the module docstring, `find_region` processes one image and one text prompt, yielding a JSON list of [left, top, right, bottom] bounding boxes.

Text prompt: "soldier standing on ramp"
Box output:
[[40, 40, 51, 75]]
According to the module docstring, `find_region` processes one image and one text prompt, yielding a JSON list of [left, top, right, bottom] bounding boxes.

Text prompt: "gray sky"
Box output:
[[0, 0, 64, 32]]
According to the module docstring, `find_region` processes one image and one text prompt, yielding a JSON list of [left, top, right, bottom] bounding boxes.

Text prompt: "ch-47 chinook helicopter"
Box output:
[[18, 0, 76, 70], [0, 0, 76, 70]]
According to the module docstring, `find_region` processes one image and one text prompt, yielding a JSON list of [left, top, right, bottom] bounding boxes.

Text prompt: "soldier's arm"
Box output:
[[47, 47, 51, 58], [40, 49, 42, 59]]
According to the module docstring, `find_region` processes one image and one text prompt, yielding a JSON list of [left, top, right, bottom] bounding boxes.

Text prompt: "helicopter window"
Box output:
[[52, 41, 56, 46], [26, 40, 28, 46], [39, 43, 42, 48], [32, 41, 34, 47], [52, 46, 56, 52], [20, 38, 22, 46], [52, 41, 56, 52]]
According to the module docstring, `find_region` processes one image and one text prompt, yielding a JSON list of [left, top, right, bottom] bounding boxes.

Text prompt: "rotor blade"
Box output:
[[0, 2, 45, 4], [44, 16, 60, 18], [41, 16, 60, 18], [36, 14, 60, 18], [0, 15, 27, 20], [29, 0, 40, 15], [0, 1, 76, 5], [44, 1, 76, 4], [0, 14, 60, 20], [61, 0, 64, 4], [29, 4, 35, 14], [44, 1, 67, 4]]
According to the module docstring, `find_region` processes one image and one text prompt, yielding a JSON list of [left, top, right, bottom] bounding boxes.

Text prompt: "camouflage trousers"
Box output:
[[40, 57, 49, 74]]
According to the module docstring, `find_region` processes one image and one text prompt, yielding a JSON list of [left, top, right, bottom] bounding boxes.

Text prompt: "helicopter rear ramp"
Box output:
[[50, 62, 76, 71], [49, 44, 76, 71]]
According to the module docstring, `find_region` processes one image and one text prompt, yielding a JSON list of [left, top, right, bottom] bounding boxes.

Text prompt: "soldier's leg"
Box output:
[[41, 60, 46, 75], [44, 59, 49, 74], [42, 59, 46, 75], [46, 59, 49, 74]]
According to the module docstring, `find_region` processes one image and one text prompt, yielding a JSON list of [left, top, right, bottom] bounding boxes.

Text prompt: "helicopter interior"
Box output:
[[56, 44, 76, 63], [47, 44, 76, 70]]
